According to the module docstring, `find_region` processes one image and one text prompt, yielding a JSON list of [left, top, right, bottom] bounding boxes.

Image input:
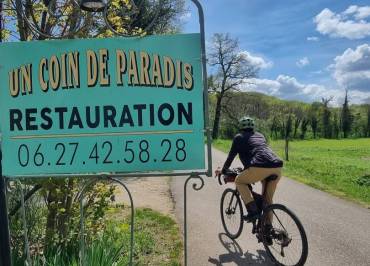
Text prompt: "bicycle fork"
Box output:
[[226, 192, 237, 215]]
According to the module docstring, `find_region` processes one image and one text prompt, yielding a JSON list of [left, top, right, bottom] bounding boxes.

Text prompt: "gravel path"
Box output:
[[115, 176, 174, 217], [171, 147, 370, 266]]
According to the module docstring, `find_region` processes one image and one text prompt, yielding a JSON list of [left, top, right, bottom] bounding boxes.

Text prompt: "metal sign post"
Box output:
[[0, 150, 12, 266], [0, 3, 12, 264]]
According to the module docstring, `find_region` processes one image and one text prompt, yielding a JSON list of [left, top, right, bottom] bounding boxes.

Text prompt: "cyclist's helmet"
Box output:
[[239, 116, 255, 130]]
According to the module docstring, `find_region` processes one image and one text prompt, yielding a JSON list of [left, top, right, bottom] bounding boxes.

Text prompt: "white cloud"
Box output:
[[343, 5, 370, 20], [332, 43, 370, 92], [314, 6, 370, 39], [296, 57, 310, 68], [307, 36, 319, 41], [244, 75, 327, 102], [239, 51, 273, 70], [243, 78, 280, 95], [243, 75, 370, 105]]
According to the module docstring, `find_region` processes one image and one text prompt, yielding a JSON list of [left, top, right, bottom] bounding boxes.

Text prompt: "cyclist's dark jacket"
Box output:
[[222, 130, 283, 173]]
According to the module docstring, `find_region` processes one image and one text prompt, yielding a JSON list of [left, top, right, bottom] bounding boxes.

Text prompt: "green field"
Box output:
[[213, 138, 370, 207]]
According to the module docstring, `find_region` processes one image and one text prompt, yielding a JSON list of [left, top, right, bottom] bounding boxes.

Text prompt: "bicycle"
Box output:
[[216, 168, 308, 266]]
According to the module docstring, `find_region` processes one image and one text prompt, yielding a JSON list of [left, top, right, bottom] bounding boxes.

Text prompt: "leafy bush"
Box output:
[[13, 208, 182, 266], [356, 175, 370, 187], [9, 179, 115, 263]]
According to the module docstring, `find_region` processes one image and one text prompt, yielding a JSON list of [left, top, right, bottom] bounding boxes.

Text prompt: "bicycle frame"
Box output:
[[218, 169, 308, 266]]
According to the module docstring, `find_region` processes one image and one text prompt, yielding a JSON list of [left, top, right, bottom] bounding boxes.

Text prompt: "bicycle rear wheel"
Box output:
[[220, 188, 244, 239], [261, 204, 308, 266]]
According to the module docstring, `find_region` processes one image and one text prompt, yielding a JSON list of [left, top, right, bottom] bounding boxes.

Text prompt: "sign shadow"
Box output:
[[208, 233, 274, 265]]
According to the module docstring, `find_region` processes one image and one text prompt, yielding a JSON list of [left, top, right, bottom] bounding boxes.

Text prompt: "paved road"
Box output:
[[171, 148, 370, 266]]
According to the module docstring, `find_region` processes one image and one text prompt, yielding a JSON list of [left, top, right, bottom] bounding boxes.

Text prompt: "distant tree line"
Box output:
[[209, 90, 370, 141], [207, 33, 370, 141]]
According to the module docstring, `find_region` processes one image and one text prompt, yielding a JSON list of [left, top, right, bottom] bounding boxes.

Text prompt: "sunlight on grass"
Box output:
[[213, 138, 370, 206]]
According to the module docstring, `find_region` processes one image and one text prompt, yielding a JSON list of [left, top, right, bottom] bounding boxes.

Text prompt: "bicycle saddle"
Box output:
[[265, 174, 278, 182]]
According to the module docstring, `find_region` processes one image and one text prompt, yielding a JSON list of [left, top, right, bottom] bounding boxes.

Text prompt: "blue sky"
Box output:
[[182, 0, 370, 105]]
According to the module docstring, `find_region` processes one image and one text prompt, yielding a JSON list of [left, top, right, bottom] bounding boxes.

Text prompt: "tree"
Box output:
[[321, 97, 333, 138], [292, 104, 304, 139], [2, 0, 185, 41], [208, 33, 259, 139], [300, 117, 310, 139], [333, 112, 340, 139], [341, 90, 353, 138], [221, 92, 271, 138], [367, 105, 370, 137], [309, 102, 320, 138], [282, 114, 293, 161], [270, 115, 281, 139], [126, 0, 186, 34]]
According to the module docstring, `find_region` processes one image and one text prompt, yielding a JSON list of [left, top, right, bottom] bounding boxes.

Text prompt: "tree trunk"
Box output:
[[367, 107, 370, 137], [58, 180, 74, 246], [293, 119, 300, 139], [285, 138, 289, 161], [212, 95, 223, 139], [15, 0, 27, 41], [44, 188, 58, 248]]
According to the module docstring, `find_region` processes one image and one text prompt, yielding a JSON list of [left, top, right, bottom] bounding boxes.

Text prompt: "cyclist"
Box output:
[[216, 116, 283, 222]]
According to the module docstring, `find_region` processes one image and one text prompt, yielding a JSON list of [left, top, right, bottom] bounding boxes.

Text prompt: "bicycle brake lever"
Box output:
[[217, 174, 223, 185]]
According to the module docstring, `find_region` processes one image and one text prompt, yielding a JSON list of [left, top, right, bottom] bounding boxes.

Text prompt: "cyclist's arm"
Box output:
[[222, 136, 240, 174]]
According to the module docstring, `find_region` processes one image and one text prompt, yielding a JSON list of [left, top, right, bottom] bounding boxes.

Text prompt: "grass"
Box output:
[[213, 138, 370, 207], [18, 208, 182, 266], [131, 208, 183, 265]]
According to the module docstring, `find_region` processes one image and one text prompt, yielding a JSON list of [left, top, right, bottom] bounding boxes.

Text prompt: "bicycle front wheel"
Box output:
[[220, 188, 244, 239], [261, 204, 308, 266]]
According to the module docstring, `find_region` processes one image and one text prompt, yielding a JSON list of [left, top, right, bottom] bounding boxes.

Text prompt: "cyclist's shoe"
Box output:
[[263, 224, 273, 246], [264, 235, 273, 246], [243, 211, 260, 222], [243, 201, 260, 222]]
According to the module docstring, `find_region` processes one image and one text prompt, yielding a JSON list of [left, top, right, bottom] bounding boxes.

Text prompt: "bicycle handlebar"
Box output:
[[217, 173, 223, 185], [215, 167, 243, 186]]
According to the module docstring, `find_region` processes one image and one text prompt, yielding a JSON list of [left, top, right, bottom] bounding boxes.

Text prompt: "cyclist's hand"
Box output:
[[215, 167, 222, 177]]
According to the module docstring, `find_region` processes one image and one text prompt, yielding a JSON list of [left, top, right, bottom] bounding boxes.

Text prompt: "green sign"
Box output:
[[0, 34, 205, 177]]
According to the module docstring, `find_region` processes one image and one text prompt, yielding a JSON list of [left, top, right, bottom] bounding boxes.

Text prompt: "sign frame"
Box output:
[[0, 35, 212, 181], [0, 2, 212, 266]]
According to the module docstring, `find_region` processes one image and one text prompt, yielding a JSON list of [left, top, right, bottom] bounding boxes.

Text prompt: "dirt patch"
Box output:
[[114, 176, 175, 218]]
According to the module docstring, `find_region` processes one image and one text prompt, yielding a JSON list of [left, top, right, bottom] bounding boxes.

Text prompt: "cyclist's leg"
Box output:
[[235, 167, 264, 206], [261, 167, 282, 224], [236, 167, 279, 219]]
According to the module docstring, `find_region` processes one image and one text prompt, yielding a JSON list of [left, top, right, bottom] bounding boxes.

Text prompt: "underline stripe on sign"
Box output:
[[10, 130, 194, 140]]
